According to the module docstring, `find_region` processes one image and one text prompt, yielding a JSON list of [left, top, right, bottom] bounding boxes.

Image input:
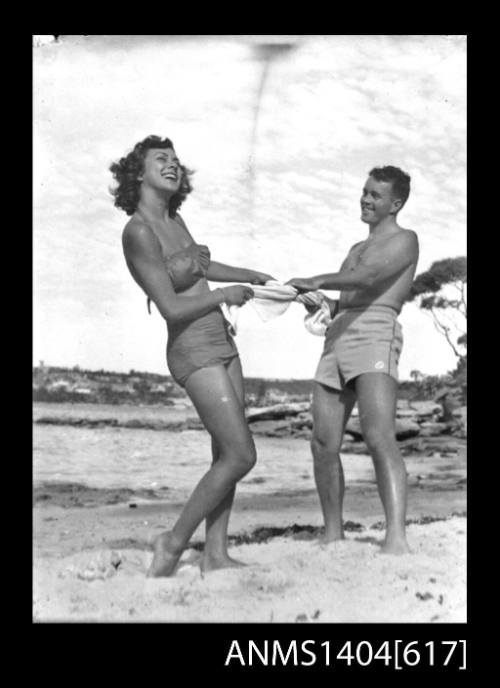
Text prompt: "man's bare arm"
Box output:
[[288, 231, 419, 292]]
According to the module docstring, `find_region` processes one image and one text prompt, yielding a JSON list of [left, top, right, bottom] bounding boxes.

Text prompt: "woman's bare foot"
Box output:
[[147, 531, 184, 577], [200, 553, 247, 573]]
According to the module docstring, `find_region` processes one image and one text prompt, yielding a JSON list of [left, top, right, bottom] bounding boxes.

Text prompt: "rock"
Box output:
[[400, 439, 426, 455], [345, 417, 420, 441], [340, 441, 355, 452], [410, 401, 442, 419], [185, 418, 204, 430], [346, 442, 369, 455], [345, 417, 363, 440], [246, 402, 310, 422], [395, 409, 419, 419], [418, 422, 449, 437], [250, 420, 294, 437], [290, 416, 312, 431], [291, 429, 312, 439], [395, 419, 421, 439], [452, 406, 467, 435], [293, 412, 313, 424]]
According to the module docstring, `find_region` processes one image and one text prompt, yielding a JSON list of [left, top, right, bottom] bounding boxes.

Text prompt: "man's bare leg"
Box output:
[[311, 382, 356, 543], [202, 357, 249, 572], [354, 373, 410, 554], [147, 364, 257, 577]]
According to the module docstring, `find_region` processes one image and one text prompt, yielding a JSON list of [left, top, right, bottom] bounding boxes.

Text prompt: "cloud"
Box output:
[[34, 36, 466, 378]]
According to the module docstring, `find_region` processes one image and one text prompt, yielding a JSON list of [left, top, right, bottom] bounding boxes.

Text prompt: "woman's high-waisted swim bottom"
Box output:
[[166, 306, 239, 387]]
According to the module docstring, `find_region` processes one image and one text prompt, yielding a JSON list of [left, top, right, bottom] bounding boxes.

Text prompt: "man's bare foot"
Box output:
[[319, 529, 345, 546], [380, 536, 410, 555], [200, 553, 247, 573], [147, 531, 184, 577]]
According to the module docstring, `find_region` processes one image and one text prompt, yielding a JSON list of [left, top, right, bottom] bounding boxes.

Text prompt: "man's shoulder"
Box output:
[[348, 240, 366, 252], [399, 227, 417, 239], [388, 228, 418, 247], [399, 228, 418, 251], [383, 228, 419, 261]]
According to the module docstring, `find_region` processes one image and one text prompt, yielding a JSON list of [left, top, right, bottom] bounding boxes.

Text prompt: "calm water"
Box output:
[[33, 403, 376, 499]]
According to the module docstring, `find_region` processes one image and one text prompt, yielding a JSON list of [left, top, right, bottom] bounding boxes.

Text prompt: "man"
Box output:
[[287, 166, 418, 554]]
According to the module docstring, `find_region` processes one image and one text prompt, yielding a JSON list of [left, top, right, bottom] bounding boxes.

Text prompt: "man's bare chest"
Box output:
[[342, 237, 392, 270], [342, 242, 368, 270]]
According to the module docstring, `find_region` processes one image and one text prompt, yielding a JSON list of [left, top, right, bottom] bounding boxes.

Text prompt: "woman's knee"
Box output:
[[224, 439, 257, 477]]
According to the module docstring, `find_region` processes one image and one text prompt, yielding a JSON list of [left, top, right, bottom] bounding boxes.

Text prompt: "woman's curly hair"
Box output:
[[109, 136, 194, 216]]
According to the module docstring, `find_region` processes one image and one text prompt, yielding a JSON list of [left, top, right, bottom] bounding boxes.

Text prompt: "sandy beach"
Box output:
[[33, 437, 466, 623]]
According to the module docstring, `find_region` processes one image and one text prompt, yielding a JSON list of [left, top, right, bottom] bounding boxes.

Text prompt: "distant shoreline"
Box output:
[[33, 364, 457, 407]]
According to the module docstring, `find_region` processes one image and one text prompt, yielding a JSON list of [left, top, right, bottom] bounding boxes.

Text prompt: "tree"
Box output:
[[410, 369, 424, 383], [407, 256, 467, 359]]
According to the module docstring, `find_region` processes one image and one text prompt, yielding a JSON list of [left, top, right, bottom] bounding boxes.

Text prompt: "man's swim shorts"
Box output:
[[314, 305, 403, 391]]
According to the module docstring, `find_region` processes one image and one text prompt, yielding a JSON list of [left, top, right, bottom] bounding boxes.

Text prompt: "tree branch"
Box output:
[[427, 307, 463, 358]]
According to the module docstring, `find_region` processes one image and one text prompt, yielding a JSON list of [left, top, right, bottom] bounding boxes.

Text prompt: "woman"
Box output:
[[110, 135, 274, 577]]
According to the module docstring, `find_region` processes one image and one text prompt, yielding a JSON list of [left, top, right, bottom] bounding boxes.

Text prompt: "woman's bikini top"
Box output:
[[164, 243, 208, 291], [135, 211, 209, 313]]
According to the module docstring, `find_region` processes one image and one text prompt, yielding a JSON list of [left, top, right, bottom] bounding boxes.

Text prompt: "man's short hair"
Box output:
[[369, 166, 411, 207]]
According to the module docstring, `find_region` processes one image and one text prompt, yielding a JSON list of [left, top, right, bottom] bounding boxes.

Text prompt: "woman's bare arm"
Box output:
[[206, 261, 275, 284], [122, 223, 226, 323]]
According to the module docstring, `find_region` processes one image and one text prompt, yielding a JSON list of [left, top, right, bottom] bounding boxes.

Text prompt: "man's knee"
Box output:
[[363, 425, 397, 455], [311, 432, 342, 461]]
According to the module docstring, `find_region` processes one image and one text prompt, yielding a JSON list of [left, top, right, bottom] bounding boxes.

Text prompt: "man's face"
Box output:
[[360, 176, 401, 224], [141, 147, 182, 193]]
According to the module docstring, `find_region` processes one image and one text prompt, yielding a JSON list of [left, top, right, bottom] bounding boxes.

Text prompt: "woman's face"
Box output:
[[141, 147, 182, 194]]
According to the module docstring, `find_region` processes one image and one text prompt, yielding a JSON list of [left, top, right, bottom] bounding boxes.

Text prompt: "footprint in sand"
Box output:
[[58, 550, 123, 581], [239, 568, 292, 595]]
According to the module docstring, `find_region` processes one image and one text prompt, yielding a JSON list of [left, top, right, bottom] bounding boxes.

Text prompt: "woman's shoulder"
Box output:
[[122, 216, 160, 253], [173, 212, 188, 230]]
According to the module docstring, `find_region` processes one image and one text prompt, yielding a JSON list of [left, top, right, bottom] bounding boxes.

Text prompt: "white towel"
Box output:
[[298, 292, 333, 336], [221, 280, 332, 336]]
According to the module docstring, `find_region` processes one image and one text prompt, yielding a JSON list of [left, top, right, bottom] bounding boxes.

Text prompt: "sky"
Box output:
[[33, 34, 466, 380]]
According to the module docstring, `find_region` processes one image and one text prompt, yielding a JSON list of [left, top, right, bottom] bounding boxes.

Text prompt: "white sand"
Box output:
[[33, 515, 465, 623]]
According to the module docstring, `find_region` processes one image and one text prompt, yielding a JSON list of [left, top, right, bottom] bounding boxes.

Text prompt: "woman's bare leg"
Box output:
[[148, 363, 257, 577], [202, 357, 248, 571]]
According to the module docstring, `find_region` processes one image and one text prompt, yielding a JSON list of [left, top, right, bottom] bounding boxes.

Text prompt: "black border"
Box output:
[[31, 33, 469, 677]]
